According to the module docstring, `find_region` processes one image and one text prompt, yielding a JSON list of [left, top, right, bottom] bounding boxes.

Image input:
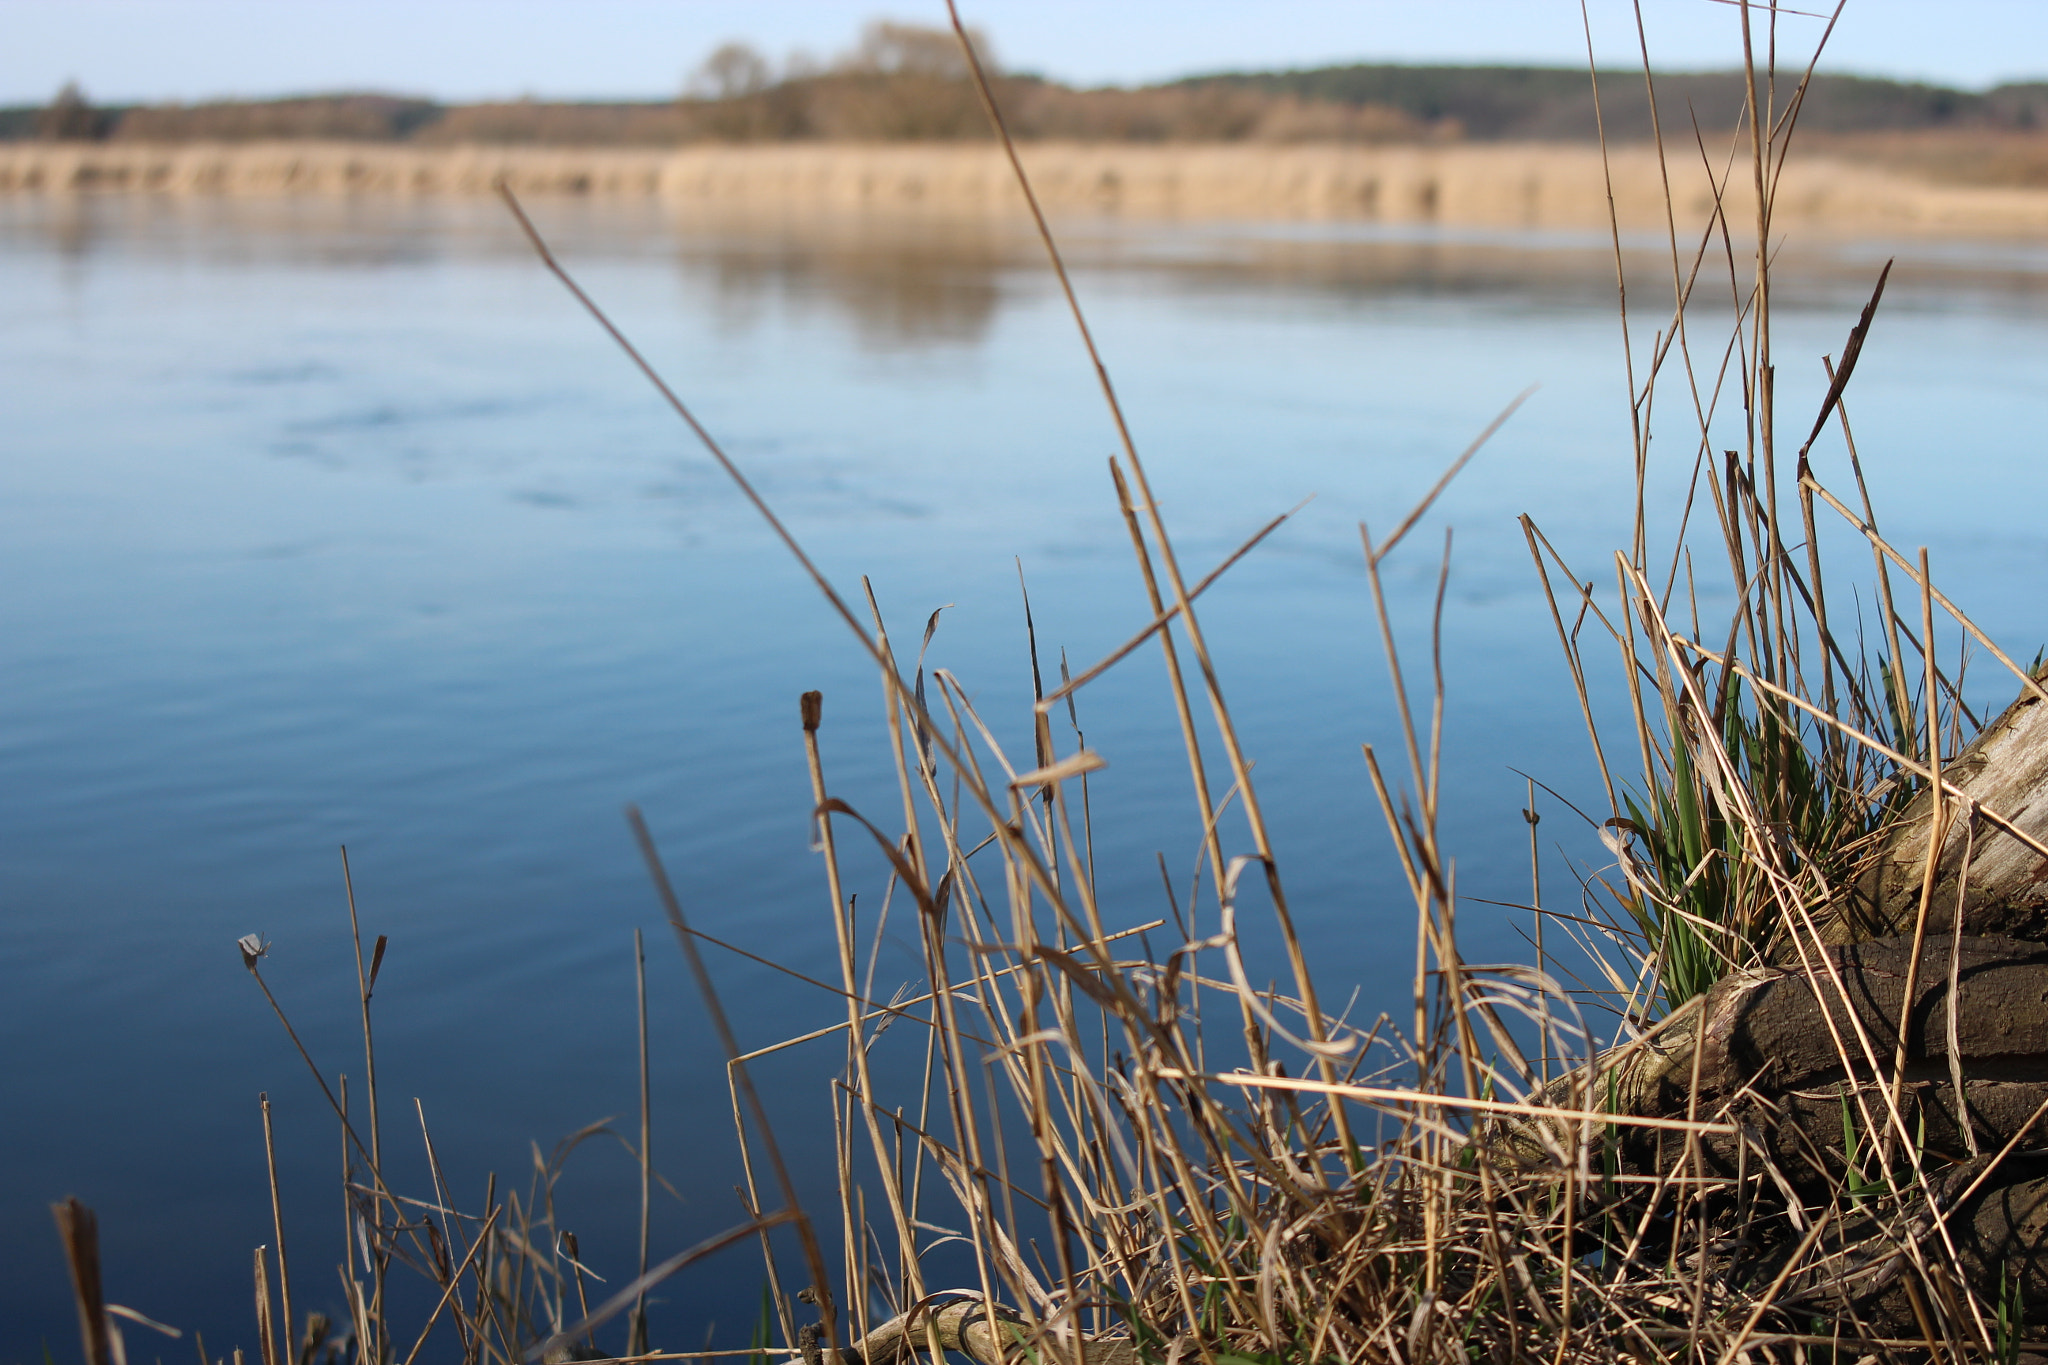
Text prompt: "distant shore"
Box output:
[[7, 140, 2048, 235]]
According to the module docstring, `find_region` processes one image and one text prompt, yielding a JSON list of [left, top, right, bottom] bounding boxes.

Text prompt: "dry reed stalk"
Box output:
[[253, 1247, 278, 1365], [399, 1205, 501, 1365], [54, 1198, 114, 1365], [259, 1094, 294, 1357], [632, 928, 652, 1358], [339, 849, 389, 1353]]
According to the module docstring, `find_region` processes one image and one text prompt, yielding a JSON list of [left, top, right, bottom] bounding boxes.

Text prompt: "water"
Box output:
[[6, 194, 2048, 1357]]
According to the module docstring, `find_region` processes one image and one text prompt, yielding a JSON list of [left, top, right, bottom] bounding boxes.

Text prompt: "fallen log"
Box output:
[[1832, 665, 2048, 943], [1501, 936, 2048, 1171], [1506, 667, 2048, 1159]]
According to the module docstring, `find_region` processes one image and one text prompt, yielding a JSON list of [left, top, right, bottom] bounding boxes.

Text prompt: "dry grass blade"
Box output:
[[1795, 258, 1891, 461], [1038, 496, 1310, 715], [627, 805, 843, 1351], [1369, 386, 1536, 569], [1007, 750, 1107, 790], [944, 0, 1352, 1112], [521, 1214, 791, 1363], [338, 847, 388, 1355], [53, 1197, 114, 1365], [497, 181, 1084, 995], [1667, 631, 2048, 860], [254, 1247, 278, 1365], [632, 928, 652, 1358], [1174, 1069, 1735, 1134], [259, 1093, 294, 1358], [1801, 471, 2048, 703], [398, 1205, 500, 1365]]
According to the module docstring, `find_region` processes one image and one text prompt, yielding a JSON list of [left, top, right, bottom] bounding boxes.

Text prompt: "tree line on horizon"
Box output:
[[11, 19, 2048, 152]]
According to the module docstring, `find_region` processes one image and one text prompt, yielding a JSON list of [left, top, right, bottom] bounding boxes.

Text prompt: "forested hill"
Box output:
[[8, 45, 2047, 148], [1173, 65, 2048, 141]]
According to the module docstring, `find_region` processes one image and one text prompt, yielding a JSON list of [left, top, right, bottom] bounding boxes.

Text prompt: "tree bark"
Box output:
[[1832, 667, 2048, 943]]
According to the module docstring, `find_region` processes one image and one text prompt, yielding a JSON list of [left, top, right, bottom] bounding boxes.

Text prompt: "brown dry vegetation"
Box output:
[[1807, 128, 2048, 188]]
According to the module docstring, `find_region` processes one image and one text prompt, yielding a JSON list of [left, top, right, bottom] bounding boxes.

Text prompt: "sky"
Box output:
[[5, 1, 2047, 107]]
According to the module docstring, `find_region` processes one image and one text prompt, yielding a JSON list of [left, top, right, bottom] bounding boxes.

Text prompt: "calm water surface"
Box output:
[[7, 196, 2048, 1355]]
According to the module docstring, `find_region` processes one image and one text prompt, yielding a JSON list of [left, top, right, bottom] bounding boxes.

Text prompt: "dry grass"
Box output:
[[49, 5, 2048, 1365], [1804, 128, 2048, 189], [20, 138, 2048, 243]]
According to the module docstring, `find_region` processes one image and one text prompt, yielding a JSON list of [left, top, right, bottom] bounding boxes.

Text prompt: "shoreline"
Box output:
[[7, 140, 2048, 235]]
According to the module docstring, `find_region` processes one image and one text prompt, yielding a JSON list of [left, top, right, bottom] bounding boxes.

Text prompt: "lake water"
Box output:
[[7, 194, 2048, 1357]]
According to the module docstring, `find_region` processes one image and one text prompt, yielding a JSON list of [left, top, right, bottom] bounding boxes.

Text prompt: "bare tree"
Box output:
[[690, 42, 771, 101], [37, 82, 107, 141], [843, 21, 996, 80]]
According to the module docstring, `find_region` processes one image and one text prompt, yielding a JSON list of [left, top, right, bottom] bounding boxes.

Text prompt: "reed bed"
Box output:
[[17, 139, 2048, 240], [52, 4, 2046, 1363]]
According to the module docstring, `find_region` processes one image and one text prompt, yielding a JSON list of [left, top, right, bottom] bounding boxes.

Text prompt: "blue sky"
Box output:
[[5, 1, 2045, 106]]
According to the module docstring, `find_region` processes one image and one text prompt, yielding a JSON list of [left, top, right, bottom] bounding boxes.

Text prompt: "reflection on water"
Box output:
[[686, 213, 1011, 346], [7, 194, 2048, 1355], [33, 196, 96, 257], [18, 193, 2048, 343]]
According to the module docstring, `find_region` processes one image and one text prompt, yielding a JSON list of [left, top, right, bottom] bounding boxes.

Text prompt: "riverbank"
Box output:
[[8, 139, 2048, 234]]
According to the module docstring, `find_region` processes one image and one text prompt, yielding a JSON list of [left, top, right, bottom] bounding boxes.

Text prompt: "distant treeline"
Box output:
[[9, 20, 2047, 147], [1187, 64, 2048, 139]]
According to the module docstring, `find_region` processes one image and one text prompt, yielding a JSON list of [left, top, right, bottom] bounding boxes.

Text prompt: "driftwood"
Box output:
[[1833, 666, 2048, 943], [1494, 668, 2048, 1328], [1643, 936, 2048, 1174], [1491, 933, 2048, 1332], [1505, 936, 2048, 1170], [1520, 668, 2048, 1133], [1945, 1158, 2048, 1322]]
